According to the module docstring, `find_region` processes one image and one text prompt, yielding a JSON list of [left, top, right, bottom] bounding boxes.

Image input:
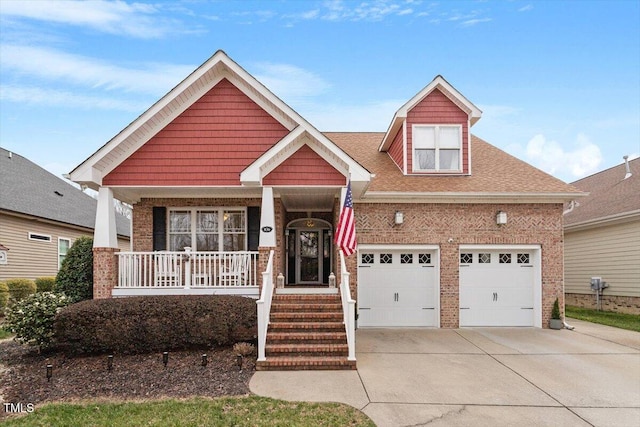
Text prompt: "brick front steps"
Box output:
[[256, 294, 356, 371]]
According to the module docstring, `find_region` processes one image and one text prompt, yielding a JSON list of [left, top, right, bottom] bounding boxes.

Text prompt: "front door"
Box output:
[[298, 230, 321, 283]]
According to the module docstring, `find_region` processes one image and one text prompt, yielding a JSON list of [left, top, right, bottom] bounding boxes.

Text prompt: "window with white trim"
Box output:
[[58, 238, 71, 268], [413, 125, 462, 172], [168, 208, 246, 251]]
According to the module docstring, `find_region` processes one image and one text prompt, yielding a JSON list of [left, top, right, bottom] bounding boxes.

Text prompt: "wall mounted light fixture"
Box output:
[[496, 211, 507, 225], [395, 212, 404, 225]]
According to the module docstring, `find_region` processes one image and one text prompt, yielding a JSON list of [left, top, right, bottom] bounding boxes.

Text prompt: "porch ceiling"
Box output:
[[111, 186, 264, 204], [276, 188, 339, 212]]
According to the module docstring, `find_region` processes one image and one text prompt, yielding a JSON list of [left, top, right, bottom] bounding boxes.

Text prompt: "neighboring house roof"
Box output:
[[0, 147, 130, 237], [564, 157, 640, 228], [327, 132, 583, 202]]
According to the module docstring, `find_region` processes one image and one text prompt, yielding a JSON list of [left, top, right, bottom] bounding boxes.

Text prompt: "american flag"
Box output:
[[335, 180, 357, 256]]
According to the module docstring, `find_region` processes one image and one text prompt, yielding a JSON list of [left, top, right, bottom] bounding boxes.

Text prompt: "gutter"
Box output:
[[564, 209, 640, 232], [359, 191, 586, 204]]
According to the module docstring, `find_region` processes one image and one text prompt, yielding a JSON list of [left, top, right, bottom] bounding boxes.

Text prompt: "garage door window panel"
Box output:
[[460, 253, 473, 264], [518, 253, 530, 264], [361, 253, 374, 264], [380, 253, 393, 264], [499, 253, 512, 264], [419, 253, 431, 264], [401, 253, 413, 264]]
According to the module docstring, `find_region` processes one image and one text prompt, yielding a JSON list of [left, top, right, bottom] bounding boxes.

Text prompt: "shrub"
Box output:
[[5, 278, 37, 303], [54, 295, 257, 355], [0, 282, 9, 313], [233, 342, 255, 356], [5, 292, 69, 351], [551, 297, 561, 319], [55, 236, 93, 303], [35, 277, 56, 293]]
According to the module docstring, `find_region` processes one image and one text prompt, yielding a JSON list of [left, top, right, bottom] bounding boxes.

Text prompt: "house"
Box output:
[[0, 147, 130, 282], [69, 51, 583, 369], [564, 157, 640, 314]]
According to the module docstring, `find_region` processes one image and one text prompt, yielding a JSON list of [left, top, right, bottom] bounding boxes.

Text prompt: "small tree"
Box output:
[[55, 236, 94, 303]]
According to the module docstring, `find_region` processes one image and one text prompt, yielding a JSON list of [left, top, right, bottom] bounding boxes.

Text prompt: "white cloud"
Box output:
[[0, 85, 148, 112], [0, 0, 170, 38], [518, 4, 534, 12], [1, 45, 194, 96], [525, 133, 603, 179], [460, 17, 492, 27], [253, 63, 332, 100]]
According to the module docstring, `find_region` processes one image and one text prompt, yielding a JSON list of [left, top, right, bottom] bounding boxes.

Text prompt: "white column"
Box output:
[[259, 187, 276, 247], [94, 187, 118, 248]]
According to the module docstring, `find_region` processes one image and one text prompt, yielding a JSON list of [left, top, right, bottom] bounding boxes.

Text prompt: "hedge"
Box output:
[[5, 278, 37, 303], [54, 295, 257, 355], [35, 277, 56, 293], [0, 282, 9, 312]]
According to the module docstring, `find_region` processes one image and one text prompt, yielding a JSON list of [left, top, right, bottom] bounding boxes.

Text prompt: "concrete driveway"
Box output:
[[250, 319, 640, 426]]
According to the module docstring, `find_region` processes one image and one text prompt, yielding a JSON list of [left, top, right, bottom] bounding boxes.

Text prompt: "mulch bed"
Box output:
[[0, 339, 256, 417]]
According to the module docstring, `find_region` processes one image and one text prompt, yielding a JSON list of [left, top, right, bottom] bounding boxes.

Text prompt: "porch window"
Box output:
[[413, 125, 461, 172], [168, 208, 246, 251]]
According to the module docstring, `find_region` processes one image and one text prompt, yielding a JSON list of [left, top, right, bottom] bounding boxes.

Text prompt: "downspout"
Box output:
[[562, 200, 576, 330]]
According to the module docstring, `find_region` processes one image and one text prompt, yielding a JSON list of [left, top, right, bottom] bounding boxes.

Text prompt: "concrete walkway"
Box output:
[[250, 320, 640, 426]]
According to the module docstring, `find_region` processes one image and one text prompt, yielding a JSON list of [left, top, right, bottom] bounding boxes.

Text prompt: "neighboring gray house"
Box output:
[[564, 157, 640, 314], [0, 147, 130, 281]]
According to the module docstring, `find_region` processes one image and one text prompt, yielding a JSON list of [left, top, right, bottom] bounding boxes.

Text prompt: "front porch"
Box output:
[[113, 250, 260, 297]]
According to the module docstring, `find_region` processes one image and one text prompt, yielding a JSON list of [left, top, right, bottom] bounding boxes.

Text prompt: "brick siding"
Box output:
[[93, 247, 120, 299], [128, 197, 564, 328], [347, 202, 565, 328]]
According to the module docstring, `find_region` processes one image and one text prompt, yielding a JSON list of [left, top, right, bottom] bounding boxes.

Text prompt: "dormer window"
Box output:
[[413, 125, 462, 172]]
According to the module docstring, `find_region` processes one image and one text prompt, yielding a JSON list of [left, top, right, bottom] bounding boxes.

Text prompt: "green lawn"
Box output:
[[566, 305, 640, 332], [1, 396, 375, 427], [0, 326, 13, 340]]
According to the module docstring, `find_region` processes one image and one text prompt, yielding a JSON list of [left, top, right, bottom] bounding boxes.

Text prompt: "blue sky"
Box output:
[[1, 0, 638, 184]]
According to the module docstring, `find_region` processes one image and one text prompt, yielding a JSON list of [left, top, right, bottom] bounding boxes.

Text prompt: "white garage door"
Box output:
[[459, 249, 536, 327], [358, 248, 438, 327]]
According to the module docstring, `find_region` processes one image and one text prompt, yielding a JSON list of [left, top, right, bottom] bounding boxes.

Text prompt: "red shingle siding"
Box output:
[[387, 126, 404, 172], [406, 88, 470, 174], [103, 79, 289, 186], [263, 145, 346, 186]]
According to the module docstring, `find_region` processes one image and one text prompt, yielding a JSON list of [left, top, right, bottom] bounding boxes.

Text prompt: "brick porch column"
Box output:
[[93, 247, 119, 299], [93, 186, 120, 299]]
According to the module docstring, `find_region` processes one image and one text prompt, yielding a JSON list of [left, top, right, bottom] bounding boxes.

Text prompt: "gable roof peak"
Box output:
[[379, 75, 482, 152]]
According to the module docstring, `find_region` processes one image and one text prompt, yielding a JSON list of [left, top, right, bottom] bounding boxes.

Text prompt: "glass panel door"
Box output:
[[298, 230, 320, 283]]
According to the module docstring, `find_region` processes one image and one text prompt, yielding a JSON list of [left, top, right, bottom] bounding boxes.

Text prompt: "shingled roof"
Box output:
[[564, 157, 640, 227], [325, 132, 583, 200], [0, 147, 130, 237]]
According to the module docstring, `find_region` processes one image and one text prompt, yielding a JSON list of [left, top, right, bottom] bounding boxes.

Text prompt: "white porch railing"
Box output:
[[256, 250, 275, 362], [117, 250, 259, 289], [339, 250, 356, 361]]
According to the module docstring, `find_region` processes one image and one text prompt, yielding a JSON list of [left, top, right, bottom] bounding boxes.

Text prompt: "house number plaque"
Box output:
[[261, 226, 273, 232]]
